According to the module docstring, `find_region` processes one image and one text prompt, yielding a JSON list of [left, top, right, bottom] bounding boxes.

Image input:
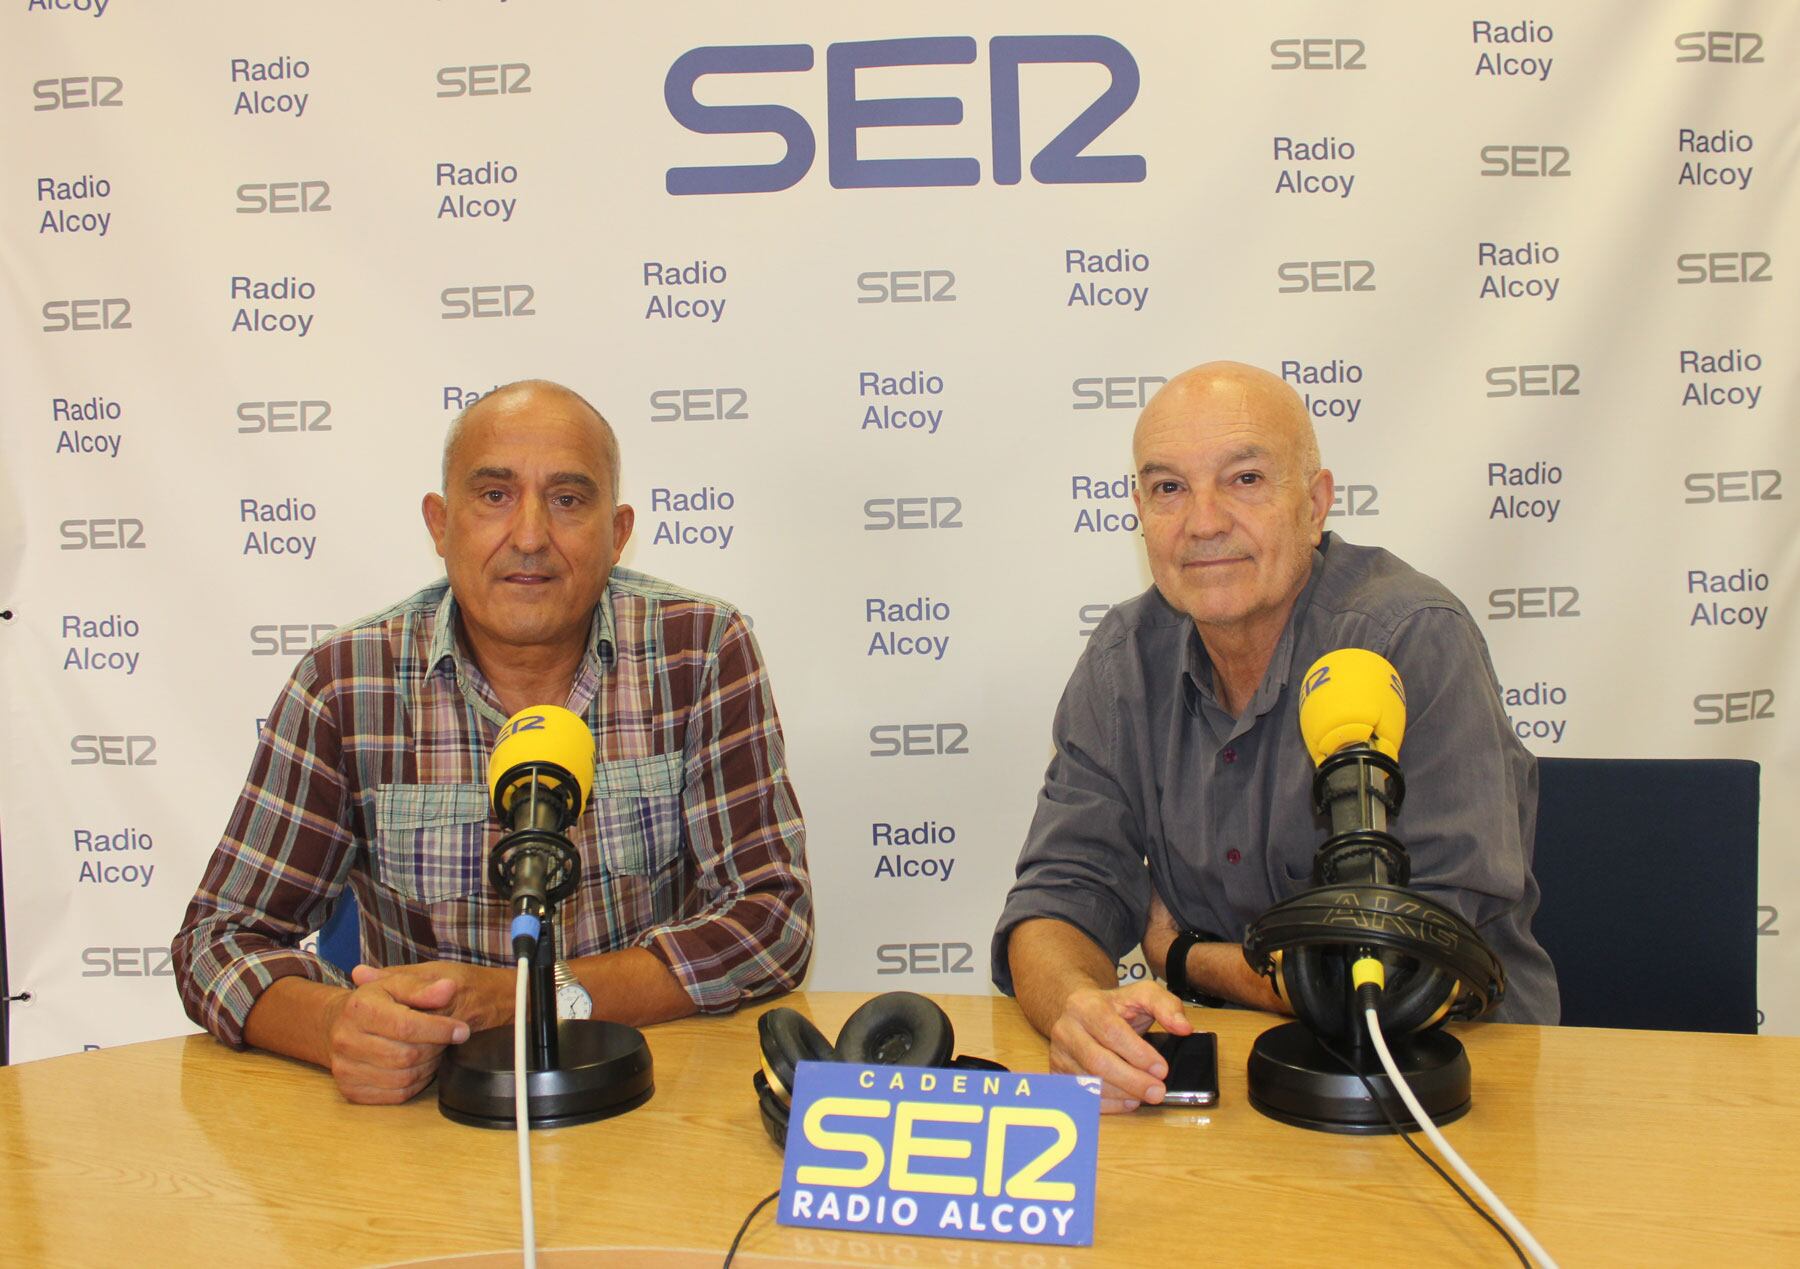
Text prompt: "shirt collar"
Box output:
[[426, 581, 618, 687]]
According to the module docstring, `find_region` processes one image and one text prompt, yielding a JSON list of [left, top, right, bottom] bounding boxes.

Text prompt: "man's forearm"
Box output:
[[244, 976, 345, 1067], [571, 946, 698, 1025], [1007, 918, 1119, 1039]]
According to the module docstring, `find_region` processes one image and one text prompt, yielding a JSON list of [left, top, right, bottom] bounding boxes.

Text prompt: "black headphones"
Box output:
[[752, 992, 1007, 1149], [1245, 885, 1506, 1041]]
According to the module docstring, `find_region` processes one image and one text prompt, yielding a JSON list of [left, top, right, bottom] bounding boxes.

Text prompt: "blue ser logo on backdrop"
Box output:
[[665, 36, 1144, 194]]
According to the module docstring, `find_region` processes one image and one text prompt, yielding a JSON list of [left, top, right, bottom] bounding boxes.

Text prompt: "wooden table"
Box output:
[[3, 993, 1798, 1266]]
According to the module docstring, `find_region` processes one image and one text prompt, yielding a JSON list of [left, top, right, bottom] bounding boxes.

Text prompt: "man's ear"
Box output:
[[422, 491, 449, 558], [611, 503, 635, 564], [1307, 468, 1335, 539]]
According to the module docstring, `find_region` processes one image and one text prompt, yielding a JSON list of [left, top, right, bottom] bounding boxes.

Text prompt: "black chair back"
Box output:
[[1532, 757, 1759, 1033]]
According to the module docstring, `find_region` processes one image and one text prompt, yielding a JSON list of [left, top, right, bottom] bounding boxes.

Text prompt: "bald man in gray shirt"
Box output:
[[993, 361, 1558, 1113]]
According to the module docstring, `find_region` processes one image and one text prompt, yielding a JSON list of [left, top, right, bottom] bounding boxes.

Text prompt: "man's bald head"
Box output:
[[1133, 361, 1320, 481], [442, 379, 621, 498]]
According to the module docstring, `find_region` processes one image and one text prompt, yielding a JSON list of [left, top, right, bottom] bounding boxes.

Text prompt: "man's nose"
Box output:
[[509, 495, 551, 551], [1183, 487, 1233, 538]]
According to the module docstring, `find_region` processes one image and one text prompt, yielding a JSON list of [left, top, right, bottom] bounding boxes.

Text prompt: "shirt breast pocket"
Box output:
[[588, 754, 686, 878], [374, 782, 492, 903]]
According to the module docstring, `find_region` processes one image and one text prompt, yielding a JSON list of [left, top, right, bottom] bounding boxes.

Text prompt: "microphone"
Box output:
[[486, 706, 595, 957], [1241, 648, 1506, 1133], [439, 704, 654, 1132], [1296, 648, 1411, 889]]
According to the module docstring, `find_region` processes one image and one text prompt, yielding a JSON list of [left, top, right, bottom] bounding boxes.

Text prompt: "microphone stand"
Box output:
[[438, 893, 654, 1130], [528, 913, 559, 1073], [1243, 744, 1497, 1133]]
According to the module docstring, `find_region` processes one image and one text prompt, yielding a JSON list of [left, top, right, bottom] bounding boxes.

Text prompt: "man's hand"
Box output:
[[317, 972, 473, 1104], [1046, 981, 1194, 1113], [350, 960, 512, 1033]]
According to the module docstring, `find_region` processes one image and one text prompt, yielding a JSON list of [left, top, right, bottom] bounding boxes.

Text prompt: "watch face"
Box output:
[[556, 980, 593, 1020]]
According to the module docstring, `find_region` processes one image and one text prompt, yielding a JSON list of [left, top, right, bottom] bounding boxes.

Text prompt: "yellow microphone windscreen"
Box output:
[[488, 705, 596, 817], [1297, 648, 1407, 764]]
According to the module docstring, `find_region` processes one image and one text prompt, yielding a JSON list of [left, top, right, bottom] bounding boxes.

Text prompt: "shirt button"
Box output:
[[1226, 849, 1242, 865], [1222, 748, 1237, 764]]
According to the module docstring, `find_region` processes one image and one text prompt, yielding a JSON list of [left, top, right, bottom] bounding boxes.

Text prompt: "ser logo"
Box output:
[[1269, 38, 1366, 71], [1480, 145, 1571, 177], [870, 723, 969, 757], [1487, 587, 1581, 620], [32, 76, 123, 110], [1684, 470, 1782, 503], [71, 734, 157, 765], [60, 517, 145, 549], [436, 63, 531, 97], [441, 284, 535, 318], [1276, 260, 1375, 293], [250, 623, 334, 656], [664, 35, 1144, 194], [81, 946, 173, 977], [236, 181, 331, 213], [864, 496, 963, 530], [875, 941, 976, 974], [1676, 252, 1772, 284], [1485, 364, 1580, 397], [1674, 32, 1763, 63], [1077, 603, 1114, 638], [857, 270, 956, 304], [1693, 690, 1774, 725], [42, 298, 131, 332], [238, 400, 332, 433], [1072, 375, 1165, 410], [1328, 484, 1379, 517], [650, 388, 749, 422]]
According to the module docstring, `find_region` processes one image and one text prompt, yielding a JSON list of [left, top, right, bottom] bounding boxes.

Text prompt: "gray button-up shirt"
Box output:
[[993, 533, 1559, 1024]]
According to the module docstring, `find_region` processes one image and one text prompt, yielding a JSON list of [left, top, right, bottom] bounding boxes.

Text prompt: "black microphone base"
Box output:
[[1246, 1021, 1471, 1135], [438, 1020, 654, 1130]]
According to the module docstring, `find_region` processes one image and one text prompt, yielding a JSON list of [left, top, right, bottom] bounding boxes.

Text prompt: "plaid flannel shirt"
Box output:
[[173, 569, 812, 1046]]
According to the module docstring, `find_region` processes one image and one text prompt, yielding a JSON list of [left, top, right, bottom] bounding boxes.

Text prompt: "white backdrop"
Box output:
[[2, 2, 1795, 1061]]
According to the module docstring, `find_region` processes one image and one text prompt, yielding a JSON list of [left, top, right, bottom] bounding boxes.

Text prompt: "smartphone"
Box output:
[[1146, 1031, 1220, 1107]]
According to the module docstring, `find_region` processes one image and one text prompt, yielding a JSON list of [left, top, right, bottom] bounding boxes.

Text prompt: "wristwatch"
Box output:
[[553, 960, 593, 1020], [1163, 929, 1230, 1008]]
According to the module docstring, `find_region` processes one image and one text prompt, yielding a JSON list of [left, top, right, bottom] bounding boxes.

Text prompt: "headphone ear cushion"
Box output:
[[835, 991, 955, 1068], [1284, 946, 1353, 1042], [753, 1069, 790, 1150], [1375, 959, 1457, 1036], [758, 1007, 835, 1103]]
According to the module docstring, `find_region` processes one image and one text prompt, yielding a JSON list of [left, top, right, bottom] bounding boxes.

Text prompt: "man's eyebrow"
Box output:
[[464, 466, 600, 494], [1138, 460, 1182, 479]]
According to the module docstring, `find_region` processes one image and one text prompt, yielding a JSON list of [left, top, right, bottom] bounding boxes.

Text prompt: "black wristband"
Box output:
[[1163, 928, 1230, 1008]]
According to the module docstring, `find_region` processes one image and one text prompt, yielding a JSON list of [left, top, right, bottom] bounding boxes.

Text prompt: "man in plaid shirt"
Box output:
[[173, 380, 812, 1103]]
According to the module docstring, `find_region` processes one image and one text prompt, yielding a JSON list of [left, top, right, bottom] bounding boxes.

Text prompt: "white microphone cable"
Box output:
[[514, 955, 537, 1269], [1358, 983, 1557, 1269]]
